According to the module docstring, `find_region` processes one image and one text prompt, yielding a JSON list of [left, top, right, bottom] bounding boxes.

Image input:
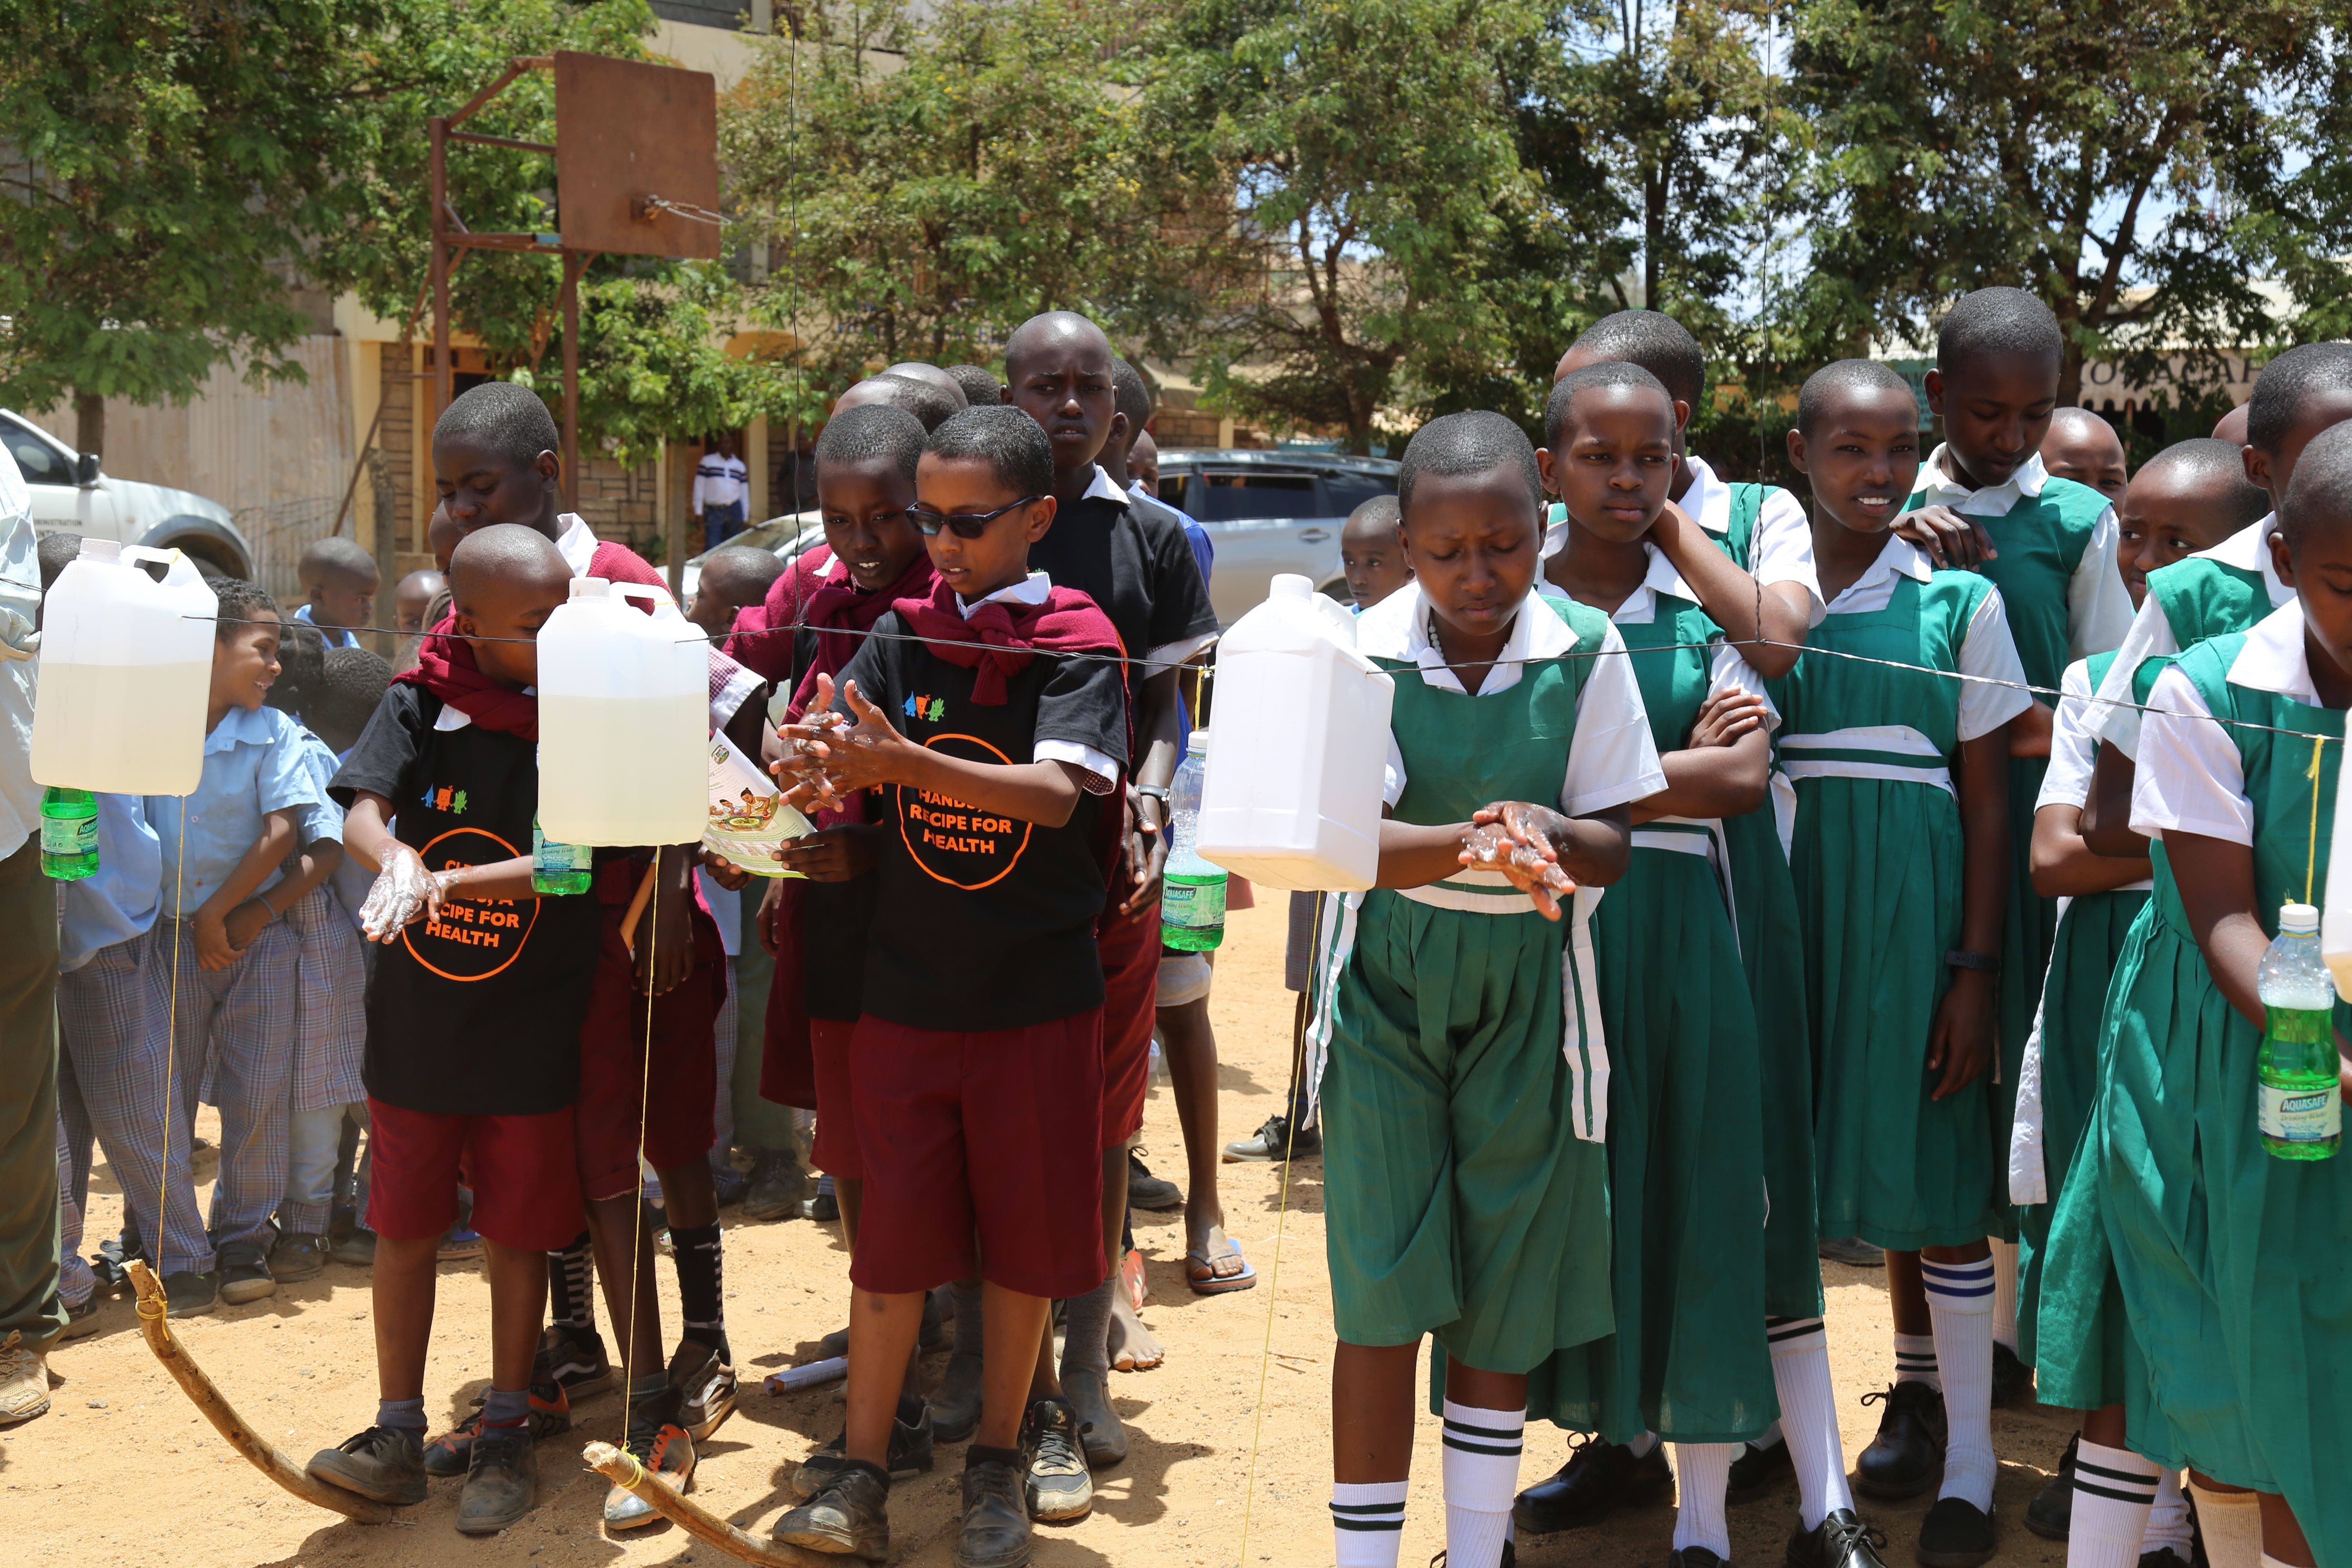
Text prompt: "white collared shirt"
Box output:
[[551, 512, 761, 727], [954, 570, 1119, 788], [1608, 543, 1779, 725], [2087, 516, 2293, 758], [2036, 656, 2155, 891], [1356, 583, 1666, 816], [1913, 444, 2136, 664], [2132, 599, 2321, 845], [1822, 533, 2034, 742]]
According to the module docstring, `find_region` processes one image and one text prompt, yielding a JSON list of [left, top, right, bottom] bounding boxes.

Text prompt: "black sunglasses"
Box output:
[[906, 495, 1043, 539]]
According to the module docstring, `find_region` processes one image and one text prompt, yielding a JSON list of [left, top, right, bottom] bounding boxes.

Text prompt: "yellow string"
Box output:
[[621, 845, 662, 1442], [2309, 735, 2326, 906], [156, 813, 187, 1279]]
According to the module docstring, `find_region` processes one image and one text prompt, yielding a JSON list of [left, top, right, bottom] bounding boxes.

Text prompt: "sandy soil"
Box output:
[[10, 896, 2074, 1566]]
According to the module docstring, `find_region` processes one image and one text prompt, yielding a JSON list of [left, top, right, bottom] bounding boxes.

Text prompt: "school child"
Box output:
[[305, 524, 604, 1534], [394, 568, 444, 638], [834, 371, 964, 432], [947, 363, 1004, 409], [2009, 441, 2266, 1566], [1003, 311, 1221, 1466], [1292, 410, 1659, 1568], [135, 579, 337, 1310], [687, 543, 788, 643], [1341, 494, 1411, 608], [764, 405, 1130, 1566], [2040, 408, 2131, 503], [1901, 287, 2135, 1414], [2044, 424, 2352, 1568], [294, 536, 380, 650], [1775, 359, 2033, 1568], [425, 381, 749, 1526]]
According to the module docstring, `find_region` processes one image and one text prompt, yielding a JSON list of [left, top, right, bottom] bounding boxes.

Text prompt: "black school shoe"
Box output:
[[1127, 1148, 1183, 1211], [1991, 1341, 2036, 1408], [216, 1243, 276, 1306], [1916, 1497, 1996, 1568], [1854, 1382, 1945, 1499], [455, 1425, 537, 1535], [2025, 1432, 2078, 1539], [790, 1402, 937, 1501], [956, 1446, 1035, 1568], [1672, 1550, 1726, 1568], [1729, 1435, 1796, 1502], [1786, 1508, 1891, 1568], [1513, 1437, 1674, 1533], [774, 1459, 892, 1560], [422, 1381, 571, 1478], [307, 1425, 428, 1507]]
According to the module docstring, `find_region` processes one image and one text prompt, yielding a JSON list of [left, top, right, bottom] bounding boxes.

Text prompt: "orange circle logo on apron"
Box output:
[[898, 734, 1033, 890], [403, 826, 539, 981]]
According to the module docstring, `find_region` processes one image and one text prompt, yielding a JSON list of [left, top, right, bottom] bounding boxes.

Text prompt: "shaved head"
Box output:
[[884, 363, 969, 410], [449, 523, 570, 614], [835, 373, 961, 432], [1003, 311, 1114, 379]]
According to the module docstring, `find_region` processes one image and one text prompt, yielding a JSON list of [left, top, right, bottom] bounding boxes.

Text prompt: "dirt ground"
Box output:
[[10, 896, 2075, 1567]]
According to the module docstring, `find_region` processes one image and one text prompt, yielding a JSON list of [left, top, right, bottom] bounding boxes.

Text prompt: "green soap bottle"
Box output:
[[40, 787, 99, 880]]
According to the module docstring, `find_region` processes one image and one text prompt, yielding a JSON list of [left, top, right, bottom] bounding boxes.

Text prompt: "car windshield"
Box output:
[[0, 416, 71, 486], [1183, 472, 1321, 522], [1324, 474, 1394, 516]]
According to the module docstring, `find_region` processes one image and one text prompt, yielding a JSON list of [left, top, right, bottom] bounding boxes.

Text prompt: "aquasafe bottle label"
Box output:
[[1160, 872, 1227, 951], [40, 814, 98, 857], [2259, 1082, 2341, 1147]]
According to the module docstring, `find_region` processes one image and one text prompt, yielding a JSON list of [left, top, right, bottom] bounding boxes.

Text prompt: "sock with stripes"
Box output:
[[1331, 1480, 1407, 1568], [2143, 1470, 2192, 1556], [2066, 1441, 2160, 1568], [1991, 1238, 2020, 1351], [668, 1221, 729, 1363], [1894, 1332, 1940, 1390], [2187, 1480, 2263, 1568], [1671, 1443, 1736, 1559], [1923, 1255, 1997, 1510], [1768, 1316, 1854, 1530], [1441, 1400, 1523, 1568], [547, 1229, 597, 1331]]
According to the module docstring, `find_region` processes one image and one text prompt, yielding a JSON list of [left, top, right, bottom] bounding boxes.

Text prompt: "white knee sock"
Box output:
[[2144, 1470, 2192, 1556], [1672, 1443, 1736, 1559], [1440, 1401, 1523, 1568], [1332, 1480, 1408, 1568], [2188, 1480, 2263, 1568], [1768, 1317, 1855, 1530], [1628, 1429, 1662, 1458], [2066, 1441, 2160, 1568], [1991, 1239, 2020, 1351], [1753, 1417, 1784, 1450], [1894, 1331, 1940, 1390], [1922, 1255, 1996, 1510]]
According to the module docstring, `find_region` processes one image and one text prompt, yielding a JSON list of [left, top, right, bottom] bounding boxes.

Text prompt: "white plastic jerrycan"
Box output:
[[536, 578, 708, 846], [2322, 743, 2352, 1000], [32, 539, 220, 796], [1195, 573, 1394, 891]]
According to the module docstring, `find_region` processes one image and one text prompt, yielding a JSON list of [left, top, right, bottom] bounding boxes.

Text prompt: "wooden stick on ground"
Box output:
[[584, 1442, 840, 1566], [124, 1261, 394, 1525]]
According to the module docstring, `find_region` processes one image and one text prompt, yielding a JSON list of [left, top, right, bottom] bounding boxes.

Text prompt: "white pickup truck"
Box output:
[[0, 407, 252, 578]]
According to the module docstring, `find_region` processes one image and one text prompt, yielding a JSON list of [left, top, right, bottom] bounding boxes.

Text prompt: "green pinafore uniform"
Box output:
[[1316, 598, 1617, 1373], [1772, 566, 2009, 1250], [1521, 586, 1776, 1443]]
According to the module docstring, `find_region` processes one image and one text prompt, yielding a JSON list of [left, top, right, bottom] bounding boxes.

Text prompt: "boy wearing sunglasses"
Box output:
[[766, 405, 1130, 1568]]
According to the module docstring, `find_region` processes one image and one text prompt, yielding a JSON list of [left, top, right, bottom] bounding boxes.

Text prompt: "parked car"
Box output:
[[1151, 448, 1399, 624], [679, 510, 825, 611], [0, 408, 252, 577]]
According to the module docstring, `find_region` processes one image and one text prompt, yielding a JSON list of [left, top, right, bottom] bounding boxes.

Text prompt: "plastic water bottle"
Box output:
[[2258, 901, 2341, 1160], [531, 817, 593, 896], [39, 787, 98, 880], [1161, 731, 1226, 951]]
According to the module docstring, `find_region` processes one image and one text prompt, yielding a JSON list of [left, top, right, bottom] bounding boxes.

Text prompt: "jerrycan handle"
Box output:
[[118, 543, 209, 589], [610, 581, 685, 621]]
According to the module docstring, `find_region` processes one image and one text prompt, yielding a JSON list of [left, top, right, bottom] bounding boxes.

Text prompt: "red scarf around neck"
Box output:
[[729, 548, 939, 719], [889, 576, 1123, 705]]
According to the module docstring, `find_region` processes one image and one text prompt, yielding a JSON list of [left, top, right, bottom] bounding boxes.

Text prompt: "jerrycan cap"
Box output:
[[568, 577, 612, 600], [1269, 573, 1312, 601], [2281, 901, 2319, 934]]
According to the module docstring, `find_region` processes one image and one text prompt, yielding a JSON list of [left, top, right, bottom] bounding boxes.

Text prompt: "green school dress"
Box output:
[[2015, 649, 2151, 1368], [1907, 473, 2114, 1240], [1316, 595, 1619, 1374], [1771, 555, 2013, 1251], [2051, 630, 2352, 1548], [1520, 584, 1776, 1444]]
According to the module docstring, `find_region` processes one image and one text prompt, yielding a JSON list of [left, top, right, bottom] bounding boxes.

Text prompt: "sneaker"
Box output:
[[790, 1403, 937, 1501], [307, 1424, 428, 1506], [711, 1160, 750, 1208], [604, 1389, 695, 1530], [1991, 1339, 2036, 1408], [1916, 1497, 1996, 1568], [1728, 1434, 1795, 1502], [330, 1228, 376, 1267], [955, 1450, 1034, 1568], [0, 1332, 49, 1425], [437, 1226, 483, 1261], [1817, 1236, 1885, 1268], [1021, 1396, 1093, 1522], [929, 1347, 985, 1444], [1513, 1436, 1674, 1534], [456, 1424, 538, 1535], [743, 1150, 809, 1222], [1223, 1111, 1321, 1162], [772, 1458, 891, 1560], [1061, 1367, 1127, 1468], [537, 1321, 614, 1402], [670, 1339, 739, 1441], [58, 1295, 103, 1342], [217, 1244, 276, 1305], [1854, 1382, 1946, 1499], [268, 1231, 329, 1283], [423, 1382, 571, 1478], [2025, 1432, 2076, 1540], [1126, 1149, 1183, 1211], [1784, 1508, 1891, 1568], [162, 1268, 218, 1318]]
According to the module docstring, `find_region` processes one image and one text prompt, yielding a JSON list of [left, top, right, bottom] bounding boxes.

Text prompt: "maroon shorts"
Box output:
[[809, 1015, 862, 1180], [575, 900, 726, 1201], [365, 1097, 584, 1251], [849, 1011, 1105, 1298], [1096, 893, 1161, 1149]]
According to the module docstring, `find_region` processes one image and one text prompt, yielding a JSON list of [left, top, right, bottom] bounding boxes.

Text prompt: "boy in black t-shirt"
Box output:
[[767, 407, 1128, 1566], [307, 526, 602, 1536]]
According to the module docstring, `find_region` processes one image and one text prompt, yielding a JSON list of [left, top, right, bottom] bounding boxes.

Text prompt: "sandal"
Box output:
[[1184, 1237, 1257, 1295]]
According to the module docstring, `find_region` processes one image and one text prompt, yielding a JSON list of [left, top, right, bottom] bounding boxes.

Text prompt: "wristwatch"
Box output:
[[1136, 784, 1172, 802], [1944, 949, 2000, 973]]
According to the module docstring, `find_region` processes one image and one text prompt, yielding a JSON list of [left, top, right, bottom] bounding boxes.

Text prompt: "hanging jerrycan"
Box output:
[[31, 539, 219, 797], [536, 578, 707, 846]]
